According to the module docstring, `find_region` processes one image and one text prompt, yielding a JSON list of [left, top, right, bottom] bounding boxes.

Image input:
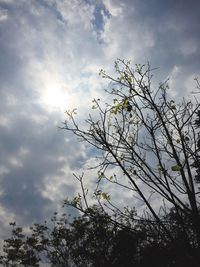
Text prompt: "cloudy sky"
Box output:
[[0, 0, 200, 237]]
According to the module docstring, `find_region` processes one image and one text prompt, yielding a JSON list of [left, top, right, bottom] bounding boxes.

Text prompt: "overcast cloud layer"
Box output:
[[0, 0, 200, 237]]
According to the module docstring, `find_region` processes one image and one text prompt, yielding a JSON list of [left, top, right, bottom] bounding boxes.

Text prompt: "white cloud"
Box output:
[[99, 1, 156, 63], [54, 0, 95, 29], [103, 0, 124, 16], [0, 0, 13, 3], [180, 40, 198, 56], [0, 8, 8, 21], [0, 0, 106, 114]]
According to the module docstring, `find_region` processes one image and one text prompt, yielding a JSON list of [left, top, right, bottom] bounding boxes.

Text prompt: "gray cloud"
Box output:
[[0, 105, 81, 224]]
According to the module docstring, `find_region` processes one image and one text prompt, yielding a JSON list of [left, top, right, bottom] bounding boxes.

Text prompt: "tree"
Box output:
[[61, 59, 200, 265], [0, 222, 40, 266], [1, 206, 198, 267], [0, 208, 148, 267]]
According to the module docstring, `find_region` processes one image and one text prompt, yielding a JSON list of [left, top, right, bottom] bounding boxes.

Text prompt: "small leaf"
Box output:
[[171, 105, 176, 110], [98, 172, 104, 179], [101, 192, 110, 201], [171, 165, 181, 172], [127, 104, 132, 112], [184, 136, 190, 141], [166, 139, 171, 144]]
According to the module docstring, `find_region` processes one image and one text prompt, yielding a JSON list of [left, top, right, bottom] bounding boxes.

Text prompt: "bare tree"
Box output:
[[62, 59, 200, 255]]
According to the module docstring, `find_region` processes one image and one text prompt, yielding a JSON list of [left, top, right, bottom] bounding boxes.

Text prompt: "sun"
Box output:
[[38, 71, 69, 112], [41, 84, 68, 111]]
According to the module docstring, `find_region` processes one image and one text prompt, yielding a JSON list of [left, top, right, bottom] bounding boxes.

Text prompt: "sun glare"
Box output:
[[42, 85, 68, 111], [38, 72, 69, 112]]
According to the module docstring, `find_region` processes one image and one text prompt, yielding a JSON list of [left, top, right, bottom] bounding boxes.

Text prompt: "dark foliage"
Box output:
[[1, 207, 199, 267]]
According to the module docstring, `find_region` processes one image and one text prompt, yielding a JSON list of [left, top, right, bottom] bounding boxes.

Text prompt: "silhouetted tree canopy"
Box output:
[[1, 206, 199, 267]]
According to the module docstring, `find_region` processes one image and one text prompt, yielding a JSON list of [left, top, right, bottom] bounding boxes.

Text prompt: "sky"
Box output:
[[0, 0, 200, 238]]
